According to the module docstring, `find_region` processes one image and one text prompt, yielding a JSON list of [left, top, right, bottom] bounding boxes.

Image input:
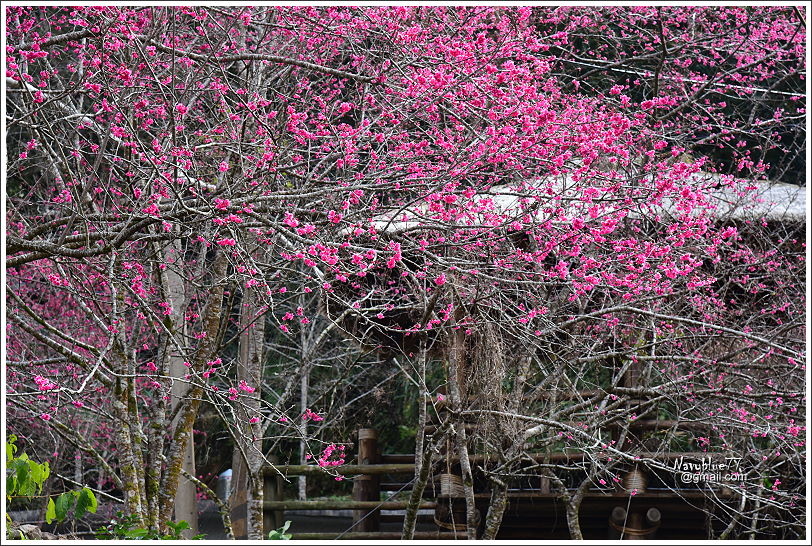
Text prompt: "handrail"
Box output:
[[263, 500, 437, 510], [262, 463, 415, 476]]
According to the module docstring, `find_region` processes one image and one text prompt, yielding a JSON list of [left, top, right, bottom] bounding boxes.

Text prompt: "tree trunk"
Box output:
[[113, 377, 145, 525], [165, 239, 198, 538], [482, 478, 508, 540], [229, 458, 249, 540], [401, 449, 433, 539], [298, 364, 309, 501], [233, 277, 266, 539], [565, 478, 592, 540], [403, 342, 430, 539], [447, 324, 478, 539], [481, 355, 530, 539], [159, 251, 227, 528]]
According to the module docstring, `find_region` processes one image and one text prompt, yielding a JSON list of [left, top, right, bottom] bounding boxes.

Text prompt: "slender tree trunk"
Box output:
[[127, 377, 149, 520], [164, 239, 198, 538], [402, 419, 451, 540], [414, 341, 428, 471], [566, 500, 583, 540], [160, 384, 206, 529], [482, 478, 508, 540], [229, 457, 249, 539], [481, 355, 531, 539], [565, 478, 592, 540], [447, 325, 478, 539], [113, 383, 145, 524], [298, 365, 309, 501], [719, 493, 747, 539], [109, 264, 147, 524], [403, 341, 429, 539], [234, 273, 266, 539], [401, 449, 433, 540]]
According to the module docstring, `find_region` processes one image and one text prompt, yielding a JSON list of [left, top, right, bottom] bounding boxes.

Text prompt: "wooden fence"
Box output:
[[261, 428, 464, 540], [260, 428, 745, 540]]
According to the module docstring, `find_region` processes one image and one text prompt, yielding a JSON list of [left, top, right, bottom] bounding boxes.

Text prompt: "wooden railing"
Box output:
[[260, 428, 749, 540], [261, 429, 457, 539]]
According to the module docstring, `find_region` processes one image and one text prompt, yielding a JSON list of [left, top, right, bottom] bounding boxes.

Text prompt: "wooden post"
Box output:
[[229, 461, 248, 539], [263, 456, 284, 536], [352, 428, 380, 532]]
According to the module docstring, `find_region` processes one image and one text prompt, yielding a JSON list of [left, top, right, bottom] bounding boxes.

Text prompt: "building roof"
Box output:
[[362, 175, 805, 236]]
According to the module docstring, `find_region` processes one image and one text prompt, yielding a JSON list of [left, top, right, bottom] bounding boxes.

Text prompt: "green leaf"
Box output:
[[45, 498, 56, 525], [15, 460, 31, 496], [268, 520, 293, 540], [75, 488, 97, 519], [6, 435, 17, 463], [40, 461, 50, 487], [168, 520, 189, 532], [7, 474, 18, 498], [124, 528, 149, 539], [54, 491, 76, 522], [28, 461, 49, 493], [28, 463, 42, 491]]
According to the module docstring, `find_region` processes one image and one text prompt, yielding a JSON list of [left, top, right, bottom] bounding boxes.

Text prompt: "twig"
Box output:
[[53, 472, 122, 504]]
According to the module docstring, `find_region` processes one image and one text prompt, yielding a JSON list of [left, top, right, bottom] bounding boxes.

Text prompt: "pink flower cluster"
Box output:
[[33, 375, 58, 391], [306, 443, 346, 468], [302, 408, 324, 422], [238, 380, 255, 393]]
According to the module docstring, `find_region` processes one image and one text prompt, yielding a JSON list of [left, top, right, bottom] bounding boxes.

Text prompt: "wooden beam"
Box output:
[[261, 450, 785, 477], [290, 531, 464, 540], [262, 500, 437, 510], [470, 490, 711, 499], [262, 463, 415, 476]]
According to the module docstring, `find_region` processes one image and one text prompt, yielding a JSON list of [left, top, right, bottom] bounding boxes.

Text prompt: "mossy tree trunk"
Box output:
[[158, 250, 228, 530]]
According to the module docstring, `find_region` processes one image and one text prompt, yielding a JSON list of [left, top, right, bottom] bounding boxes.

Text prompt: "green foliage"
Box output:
[[44, 487, 98, 524], [6, 435, 50, 500], [6, 435, 98, 535], [398, 424, 417, 443], [268, 520, 293, 540], [95, 512, 206, 540]]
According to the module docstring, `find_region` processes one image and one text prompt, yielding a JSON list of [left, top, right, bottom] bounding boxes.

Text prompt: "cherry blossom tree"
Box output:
[[5, 5, 805, 540]]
